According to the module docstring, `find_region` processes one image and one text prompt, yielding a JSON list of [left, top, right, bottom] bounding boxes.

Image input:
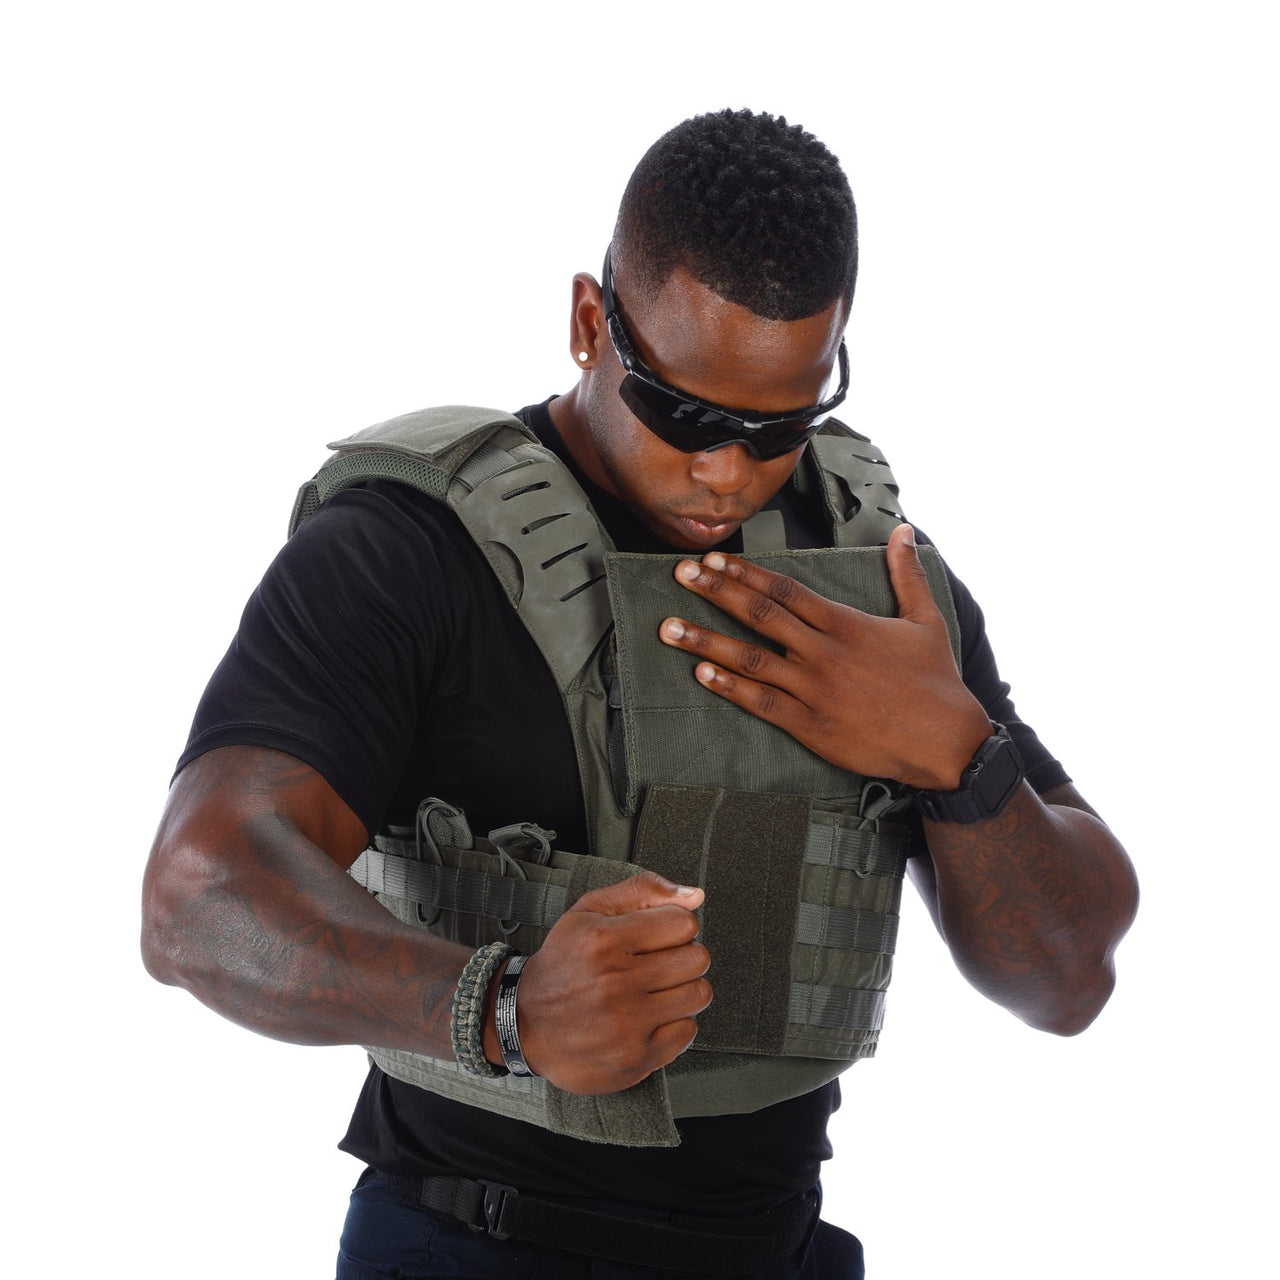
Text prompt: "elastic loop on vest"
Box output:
[[414, 798, 469, 927], [488, 822, 557, 866], [496, 848, 528, 937]]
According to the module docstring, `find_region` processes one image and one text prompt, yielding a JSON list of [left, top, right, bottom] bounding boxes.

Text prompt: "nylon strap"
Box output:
[[353, 847, 568, 929], [385, 1173, 817, 1273], [805, 820, 910, 877], [794, 902, 900, 953], [789, 983, 886, 1031]]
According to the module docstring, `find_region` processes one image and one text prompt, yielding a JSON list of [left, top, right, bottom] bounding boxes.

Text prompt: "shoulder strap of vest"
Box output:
[[290, 404, 615, 693], [289, 404, 538, 535], [805, 419, 908, 548]]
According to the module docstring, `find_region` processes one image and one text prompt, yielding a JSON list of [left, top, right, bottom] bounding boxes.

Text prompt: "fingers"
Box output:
[[885, 523, 940, 625], [571, 869, 704, 918], [672, 551, 831, 635], [626, 938, 711, 992], [681, 653, 808, 733], [519, 893, 712, 1095], [658, 613, 789, 687]]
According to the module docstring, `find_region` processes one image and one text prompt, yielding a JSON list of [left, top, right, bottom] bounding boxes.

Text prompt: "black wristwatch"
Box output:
[[915, 723, 1026, 824]]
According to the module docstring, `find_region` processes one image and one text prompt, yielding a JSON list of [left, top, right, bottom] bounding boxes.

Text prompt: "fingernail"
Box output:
[[696, 663, 716, 683], [676, 561, 700, 582], [661, 619, 685, 641], [703, 552, 726, 570], [901, 523, 916, 546]]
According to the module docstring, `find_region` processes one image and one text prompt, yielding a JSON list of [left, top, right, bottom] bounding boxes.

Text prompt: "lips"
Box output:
[[680, 509, 750, 529], [673, 513, 746, 544]]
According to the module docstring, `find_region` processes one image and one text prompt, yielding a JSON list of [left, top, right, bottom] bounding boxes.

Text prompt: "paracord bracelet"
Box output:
[[450, 940, 515, 1077], [493, 952, 536, 1077]]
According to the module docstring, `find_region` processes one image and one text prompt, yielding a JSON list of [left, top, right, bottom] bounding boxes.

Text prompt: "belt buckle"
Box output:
[[478, 1180, 518, 1240]]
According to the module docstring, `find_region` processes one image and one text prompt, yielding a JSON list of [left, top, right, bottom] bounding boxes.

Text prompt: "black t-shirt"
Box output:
[[179, 400, 1069, 1214]]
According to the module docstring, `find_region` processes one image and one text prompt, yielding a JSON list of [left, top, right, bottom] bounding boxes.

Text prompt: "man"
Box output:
[[142, 109, 1137, 1278]]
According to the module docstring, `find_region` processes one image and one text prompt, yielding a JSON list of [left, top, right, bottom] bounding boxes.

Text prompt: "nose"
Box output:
[[688, 442, 756, 497]]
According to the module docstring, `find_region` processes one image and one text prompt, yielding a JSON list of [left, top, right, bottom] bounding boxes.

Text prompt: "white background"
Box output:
[[4, 3, 1276, 1277]]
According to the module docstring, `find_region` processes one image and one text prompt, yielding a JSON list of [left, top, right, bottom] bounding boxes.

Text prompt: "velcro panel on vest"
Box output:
[[632, 784, 809, 1055], [605, 546, 959, 814]]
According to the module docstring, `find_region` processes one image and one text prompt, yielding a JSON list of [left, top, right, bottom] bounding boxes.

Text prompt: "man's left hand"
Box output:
[[659, 523, 991, 791]]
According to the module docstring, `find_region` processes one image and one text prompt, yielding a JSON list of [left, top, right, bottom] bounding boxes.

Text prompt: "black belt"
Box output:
[[381, 1172, 818, 1275]]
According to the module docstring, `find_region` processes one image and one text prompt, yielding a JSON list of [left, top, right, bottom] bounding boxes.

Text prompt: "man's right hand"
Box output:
[[145, 747, 711, 1095], [497, 873, 712, 1096]]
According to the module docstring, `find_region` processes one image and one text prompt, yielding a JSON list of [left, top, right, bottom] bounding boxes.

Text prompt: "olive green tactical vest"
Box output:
[[291, 405, 962, 1148]]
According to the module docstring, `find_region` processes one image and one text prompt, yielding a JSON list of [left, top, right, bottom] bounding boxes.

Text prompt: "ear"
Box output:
[[568, 272, 605, 369]]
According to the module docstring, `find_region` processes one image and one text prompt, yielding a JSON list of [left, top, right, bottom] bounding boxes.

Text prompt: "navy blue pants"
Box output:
[[336, 1169, 864, 1280]]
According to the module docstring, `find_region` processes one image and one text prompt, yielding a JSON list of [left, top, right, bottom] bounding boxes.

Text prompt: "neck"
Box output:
[[547, 382, 616, 496]]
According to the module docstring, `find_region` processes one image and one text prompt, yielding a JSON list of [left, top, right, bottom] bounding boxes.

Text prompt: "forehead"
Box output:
[[621, 265, 847, 412]]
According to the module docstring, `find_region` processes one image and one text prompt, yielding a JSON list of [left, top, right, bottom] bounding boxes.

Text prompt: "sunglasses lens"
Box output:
[[619, 376, 818, 460]]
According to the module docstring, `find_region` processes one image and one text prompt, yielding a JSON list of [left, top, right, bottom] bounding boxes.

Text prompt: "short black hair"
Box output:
[[612, 109, 857, 322]]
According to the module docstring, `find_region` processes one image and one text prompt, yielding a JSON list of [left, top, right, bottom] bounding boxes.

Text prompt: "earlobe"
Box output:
[[568, 272, 604, 369]]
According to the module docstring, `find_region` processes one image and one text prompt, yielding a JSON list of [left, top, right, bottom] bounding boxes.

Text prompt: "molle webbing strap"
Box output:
[[789, 984, 886, 1031], [795, 903, 899, 953], [805, 818, 910, 878], [355, 846, 570, 930]]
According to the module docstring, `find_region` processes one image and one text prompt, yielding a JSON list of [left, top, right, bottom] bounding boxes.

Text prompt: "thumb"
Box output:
[[887, 523, 938, 624], [570, 870, 705, 917]]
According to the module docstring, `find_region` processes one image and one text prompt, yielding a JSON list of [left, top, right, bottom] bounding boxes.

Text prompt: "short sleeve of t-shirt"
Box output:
[[176, 480, 585, 842]]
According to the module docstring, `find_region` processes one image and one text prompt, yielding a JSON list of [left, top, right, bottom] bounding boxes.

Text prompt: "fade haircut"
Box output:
[[612, 109, 858, 323]]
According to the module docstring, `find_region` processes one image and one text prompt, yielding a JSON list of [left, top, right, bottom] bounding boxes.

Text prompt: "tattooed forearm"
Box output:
[[142, 746, 471, 1058], [913, 782, 1138, 1034]]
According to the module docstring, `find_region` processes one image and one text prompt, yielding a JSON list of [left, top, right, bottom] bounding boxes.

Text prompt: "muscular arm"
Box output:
[[910, 781, 1137, 1035], [659, 526, 1137, 1034], [142, 744, 711, 1091], [142, 745, 471, 1056]]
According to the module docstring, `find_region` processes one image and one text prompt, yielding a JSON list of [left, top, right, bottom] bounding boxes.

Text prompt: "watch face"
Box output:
[[918, 729, 1025, 824], [979, 737, 1025, 815]]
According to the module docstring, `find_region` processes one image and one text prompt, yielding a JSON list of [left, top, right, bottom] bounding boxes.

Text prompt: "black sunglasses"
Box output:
[[600, 252, 849, 460]]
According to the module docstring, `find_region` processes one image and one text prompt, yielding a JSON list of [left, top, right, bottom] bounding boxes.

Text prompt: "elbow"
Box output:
[[1021, 964, 1116, 1037], [140, 833, 221, 991], [140, 865, 189, 988], [1016, 926, 1130, 1036], [1024, 867, 1139, 1038]]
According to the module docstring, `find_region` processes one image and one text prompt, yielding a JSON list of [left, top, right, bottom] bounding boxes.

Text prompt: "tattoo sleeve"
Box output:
[[912, 782, 1138, 1034], [142, 746, 471, 1058]]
